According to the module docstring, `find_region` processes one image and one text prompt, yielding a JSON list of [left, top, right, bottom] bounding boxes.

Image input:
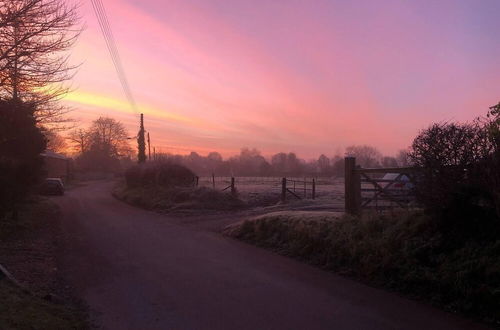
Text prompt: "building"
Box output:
[[41, 150, 73, 182]]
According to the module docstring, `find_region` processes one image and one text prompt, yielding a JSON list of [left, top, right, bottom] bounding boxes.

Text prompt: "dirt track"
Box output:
[[54, 181, 485, 330]]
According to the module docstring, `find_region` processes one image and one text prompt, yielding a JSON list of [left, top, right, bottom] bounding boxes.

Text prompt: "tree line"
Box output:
[[151, 146, 409, 177], [60, 117, 409, 177]]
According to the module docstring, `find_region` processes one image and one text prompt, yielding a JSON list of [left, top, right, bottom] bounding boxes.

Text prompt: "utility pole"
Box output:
[[147, 132, 151, 161], [137, 113, 146, 163]]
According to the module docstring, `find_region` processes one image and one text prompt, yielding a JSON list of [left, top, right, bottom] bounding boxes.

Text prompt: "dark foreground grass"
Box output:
[[0, 198, 89, 329], [113, 182, 245, 212], [0, 279, 87, 330], [225, 211, 500, 326]]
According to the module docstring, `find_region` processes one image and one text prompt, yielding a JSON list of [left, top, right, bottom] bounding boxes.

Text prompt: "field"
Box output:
[[197, 176, 409, 210], [197, 176, 345, 208]]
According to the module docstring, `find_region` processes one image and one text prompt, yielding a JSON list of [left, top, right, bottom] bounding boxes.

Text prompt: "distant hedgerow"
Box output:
[[125, 161, 195, 189]]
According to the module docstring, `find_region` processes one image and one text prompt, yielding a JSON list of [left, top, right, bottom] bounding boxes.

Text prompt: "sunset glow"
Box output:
[[65, 0, 500, 158]]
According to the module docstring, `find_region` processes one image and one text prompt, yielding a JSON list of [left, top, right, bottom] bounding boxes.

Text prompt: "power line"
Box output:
[[92, 0, 134, 107], [90, 0, 138, 113], [95, 0, 136, 108], [92, 0, 137, 111]]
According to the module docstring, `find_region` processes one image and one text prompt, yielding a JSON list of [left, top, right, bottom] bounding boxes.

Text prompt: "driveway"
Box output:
[[55, 181, 485, 330]]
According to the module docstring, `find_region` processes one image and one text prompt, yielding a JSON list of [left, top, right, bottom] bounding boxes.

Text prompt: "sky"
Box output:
[[63, 0, 500, 159]]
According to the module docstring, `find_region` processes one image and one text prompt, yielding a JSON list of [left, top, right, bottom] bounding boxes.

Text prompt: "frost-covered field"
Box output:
[[197, 176, 345, 208], [197, 176, 409, 210]]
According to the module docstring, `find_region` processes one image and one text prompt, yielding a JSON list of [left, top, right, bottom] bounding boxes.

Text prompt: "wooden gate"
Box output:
[[344, 157, 418, 214], [281, 178, 316, 201]]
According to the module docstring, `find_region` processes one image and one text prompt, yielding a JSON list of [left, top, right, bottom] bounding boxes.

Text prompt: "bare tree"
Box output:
[[88, 117, 131, 157], [0, 0, 39, 30], [381, 156, 398, 168], [68, 128, 90, 154], [396, 149, 410, 166], [207, 151, 223, 163], [43, 128, 66, 152], [0, 0, 80, 127], [317, 154, 330, 172], [345, 145, 382, 167], [73, 117, 132, 172]]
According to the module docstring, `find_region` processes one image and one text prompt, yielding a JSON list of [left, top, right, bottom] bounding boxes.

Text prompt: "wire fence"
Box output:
[[195, 176, 345, 202]]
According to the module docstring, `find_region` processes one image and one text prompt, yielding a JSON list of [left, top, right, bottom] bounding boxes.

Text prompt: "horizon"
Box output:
[[62, 0, 500, 158]]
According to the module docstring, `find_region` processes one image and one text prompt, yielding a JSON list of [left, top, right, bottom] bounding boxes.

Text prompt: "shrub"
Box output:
[[155, 162, 195, 187], [408, 119, 500, 242], [119, 161, 244, 211], [404, 104, 500, 257], [124, 161, 196, 189], [0, 100, 46, 219], [409, 122, 492, 212], [114, 184, 244, 211], [483, 102, 500, 218], [124, 165, 142, 188]]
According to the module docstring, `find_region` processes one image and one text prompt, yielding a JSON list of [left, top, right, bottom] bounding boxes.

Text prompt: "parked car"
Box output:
[[39, 178, 64, 195], [382, 173, 413, 189], [379, 173, 415, 204], [382, 173, 414, 190]]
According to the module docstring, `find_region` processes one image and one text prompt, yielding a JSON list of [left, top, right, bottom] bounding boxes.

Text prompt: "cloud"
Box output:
[[63, 90, 192, 124], [61, 0, 500, 158]]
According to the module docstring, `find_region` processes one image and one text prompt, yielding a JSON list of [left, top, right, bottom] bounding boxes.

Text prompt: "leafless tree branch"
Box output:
[[0, 0, 82, 128]]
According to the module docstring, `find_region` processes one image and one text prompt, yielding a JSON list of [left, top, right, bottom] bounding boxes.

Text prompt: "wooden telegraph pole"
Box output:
[[345, 157, 361, 215], [137, 114, 146, 163], [147, 132, 151, 161]]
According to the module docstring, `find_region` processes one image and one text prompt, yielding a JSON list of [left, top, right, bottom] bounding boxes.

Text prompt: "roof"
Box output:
[[41, 150, 68, 160]]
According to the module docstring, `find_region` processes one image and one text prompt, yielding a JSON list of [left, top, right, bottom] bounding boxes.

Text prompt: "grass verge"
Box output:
[[0, 279, 87, 330], [113, 182, 245, 212], [0, 197, 89, 329], [224, 211, 500, 326]]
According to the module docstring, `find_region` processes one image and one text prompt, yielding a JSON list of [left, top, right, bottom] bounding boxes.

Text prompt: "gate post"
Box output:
[[345, 157, 361, 215], [312, 178, 316, 200], [281, 177, 287, 202], [230, 177, 236, 196]]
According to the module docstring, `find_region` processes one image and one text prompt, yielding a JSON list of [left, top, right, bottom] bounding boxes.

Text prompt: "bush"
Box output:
[[119, 161, 244, 211], [124, 164, 142, 188], [114, 184, 244, 211], [409, 122, 492, 212], [0, 100, 46, 219], [124, 161, 196, 189], [156, 162, 196, 187], [409, 117, 500, 243]]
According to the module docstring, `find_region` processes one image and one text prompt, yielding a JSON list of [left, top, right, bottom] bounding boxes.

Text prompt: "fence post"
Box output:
[[212, 173, 215, 189], [230, 177, 236, 196], [345, 157, 361, 215], [312, 178, 316, 199], [195, 176, 199, 187], [281, 177, 286, 202], [304, 179, 306, 198]]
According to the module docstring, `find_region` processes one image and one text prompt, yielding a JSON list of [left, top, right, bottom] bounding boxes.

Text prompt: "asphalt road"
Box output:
[[55, 181, 485, 330]]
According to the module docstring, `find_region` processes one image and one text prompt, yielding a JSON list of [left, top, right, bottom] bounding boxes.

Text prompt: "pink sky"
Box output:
[[63, 0, 500, 159]]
